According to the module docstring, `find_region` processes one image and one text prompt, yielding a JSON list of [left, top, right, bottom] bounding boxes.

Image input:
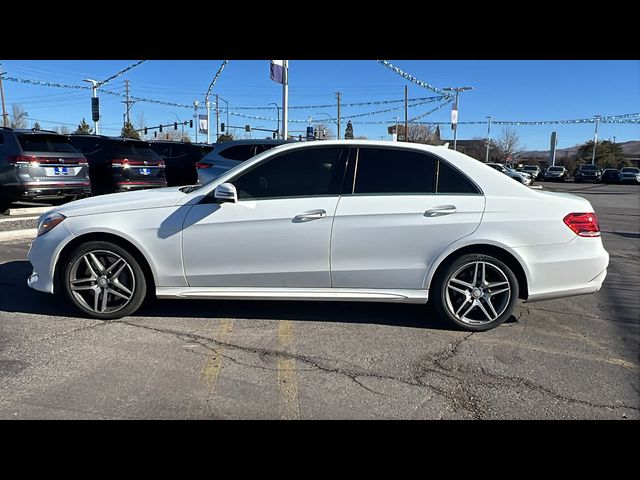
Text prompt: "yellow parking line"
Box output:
[[200, 319, 234, 396], [277, 320, 301, 420]]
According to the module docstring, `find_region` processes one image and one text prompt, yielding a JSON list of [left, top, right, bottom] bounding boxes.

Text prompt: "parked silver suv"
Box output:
[[0, 127, 90, 211], [196, 139, 293, 184]]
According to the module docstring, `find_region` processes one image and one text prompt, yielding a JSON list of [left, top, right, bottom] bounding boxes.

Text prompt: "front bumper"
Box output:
[[27, 221, 76, 294]]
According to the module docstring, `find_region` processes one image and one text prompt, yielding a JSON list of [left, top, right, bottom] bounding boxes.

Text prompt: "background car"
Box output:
[[543, 165, 568, 182], [485, 162, 532, 185], [600, 168, 620, 184], [69, 135, 166, 195], [196, 139, 292, 184], [619, 166, 640, 184], [0, 127, 90, 211], [574, 164, 602, 183], [149, 140, 211, 187], [521, 164, 542, 180]]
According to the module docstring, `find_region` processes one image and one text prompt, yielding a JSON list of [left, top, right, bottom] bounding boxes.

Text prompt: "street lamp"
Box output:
[[83, 78, 99, 134], [485, 116, 492, 162], [591, 114, 600, 165], [270, 103, 281, 139], [193, 101, 199, 143], [442, 86, 474, 151], [314, 112, 338, 139]]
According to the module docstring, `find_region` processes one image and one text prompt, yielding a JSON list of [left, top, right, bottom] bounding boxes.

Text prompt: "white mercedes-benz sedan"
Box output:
[[27, 140, 609, 331]]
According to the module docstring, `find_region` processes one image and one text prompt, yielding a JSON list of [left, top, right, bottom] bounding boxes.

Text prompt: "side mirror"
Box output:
[[214, 182, 237, 203]]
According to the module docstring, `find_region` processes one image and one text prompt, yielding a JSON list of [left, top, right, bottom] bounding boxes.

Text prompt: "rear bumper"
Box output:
[[2, 183, 91, 200], [514, 237, 609, 303]]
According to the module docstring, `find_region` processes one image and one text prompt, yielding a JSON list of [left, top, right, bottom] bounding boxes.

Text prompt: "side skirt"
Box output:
[[155, 287, 429, 304]]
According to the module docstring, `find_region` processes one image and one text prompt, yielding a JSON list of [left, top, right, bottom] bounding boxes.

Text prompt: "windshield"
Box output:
[[548, 167, 563, 172], [621, 167, 639, 173], [523, 166, 537, 170], [18, 134, 79, 153], [580, 165, 597, 170]]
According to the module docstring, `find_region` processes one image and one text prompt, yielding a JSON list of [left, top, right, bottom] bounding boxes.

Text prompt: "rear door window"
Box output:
[[18, 134, 79, 153], [219, 144, 257, 161]]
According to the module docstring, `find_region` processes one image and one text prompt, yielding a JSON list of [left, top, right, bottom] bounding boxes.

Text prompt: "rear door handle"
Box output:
[[294, 209, 327, 221], [424, 205, 457, 217]]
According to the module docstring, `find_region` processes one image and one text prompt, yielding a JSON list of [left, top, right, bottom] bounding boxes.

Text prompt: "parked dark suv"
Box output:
[[0, 127, 90, 210], [149, 140, 212, 187], [574, 164, 602, 183], [69, 135, 166, 195]]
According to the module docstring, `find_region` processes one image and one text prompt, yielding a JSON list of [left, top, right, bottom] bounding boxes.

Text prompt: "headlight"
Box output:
[[37, 212, 66, 237]]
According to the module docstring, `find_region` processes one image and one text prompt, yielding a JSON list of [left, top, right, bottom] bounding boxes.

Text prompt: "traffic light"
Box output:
[[154, 131, 157, 138], [189, 120, 193, 128], [272, 132, 276, 138], [220, 123, 225, 132], [159, 124, 163, 132], [245, 125, 251, 132], [174, 122, 178, 130], [144, 127, 148, 135]]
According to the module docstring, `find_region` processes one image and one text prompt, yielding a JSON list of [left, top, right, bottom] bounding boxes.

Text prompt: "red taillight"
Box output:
[[563, 212, 600, 237], [158, 159, 165, 168], [196, 162, 212, 169]]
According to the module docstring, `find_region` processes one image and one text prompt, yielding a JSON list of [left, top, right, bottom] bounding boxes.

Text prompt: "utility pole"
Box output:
[[0, 65, 8, 127], [442, 86, 473, 151], [122, 79, 135, 126], [216, 95, 220, 141], [612, 135, 616, 165], [404, 85, 408, 142], [336, 91, 341, 140], [485, 116, 492, 162], [193, 100, 199, 143], [281, 60, 289, 140], [591, 114, 600, 165]]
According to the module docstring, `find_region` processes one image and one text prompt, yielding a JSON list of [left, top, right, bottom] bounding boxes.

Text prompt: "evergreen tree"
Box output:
[[74, 118, 93, 134], [344, 120, 354, 139], [577, 140, 625, 168], [121, 121, 140, 139], [33, 121, 41, 130]]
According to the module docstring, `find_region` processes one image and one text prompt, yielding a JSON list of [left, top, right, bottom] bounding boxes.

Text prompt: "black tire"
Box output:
[[62, 240, 147, 320], [0, 199, 11, 214], [431, 253, 519, 332]]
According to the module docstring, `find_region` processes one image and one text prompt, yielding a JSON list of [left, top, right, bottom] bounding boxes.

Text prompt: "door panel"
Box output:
[[330, 195, 485, 289], [182, 197, 339, 287]]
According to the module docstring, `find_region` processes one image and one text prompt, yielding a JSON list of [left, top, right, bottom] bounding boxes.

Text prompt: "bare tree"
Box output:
[[496, 127, 524, 161], [9, 104, 29, 129], [405, 124, 440, 144], [135, 112, 146, 139], [55, 126, 70, 135]]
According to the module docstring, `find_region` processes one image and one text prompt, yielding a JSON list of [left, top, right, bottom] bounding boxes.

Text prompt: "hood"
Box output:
[[53, 186, 186, 217]]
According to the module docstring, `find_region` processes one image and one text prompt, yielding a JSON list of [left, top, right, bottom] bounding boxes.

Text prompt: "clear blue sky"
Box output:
[[2, 60, 638, 150]]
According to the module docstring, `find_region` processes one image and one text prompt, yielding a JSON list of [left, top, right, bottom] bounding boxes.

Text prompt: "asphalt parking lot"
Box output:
[[0, 182, 638, 419]]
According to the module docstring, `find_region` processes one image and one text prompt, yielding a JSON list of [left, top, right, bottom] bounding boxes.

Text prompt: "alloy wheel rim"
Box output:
[[445, 261, 511, 325], [69, 250, 135, 314]]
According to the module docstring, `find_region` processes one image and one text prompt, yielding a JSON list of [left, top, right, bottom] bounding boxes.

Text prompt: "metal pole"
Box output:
[[404, 85, 408, 142], [216, 95, 220, 141], [269, 103, 280, 139], [395, 116, 399, 142], [194, 101, 199, 143], [336, 91, 341, 140], [591, 115, 600, 165], [485, 116, 492, 162], [0, 66, 8, 128], [282, 60, 289, 140], [206, 101, 210, 144], [453, 90, 460, 151], [612, 136, 616, 165]]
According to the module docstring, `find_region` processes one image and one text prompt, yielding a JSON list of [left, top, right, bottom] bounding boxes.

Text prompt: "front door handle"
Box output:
[[424, 205, 457, 217], [293, 209, 327, 221]]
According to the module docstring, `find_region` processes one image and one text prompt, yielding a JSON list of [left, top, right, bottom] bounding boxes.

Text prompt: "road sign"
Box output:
[[306, 126, 314, 141]]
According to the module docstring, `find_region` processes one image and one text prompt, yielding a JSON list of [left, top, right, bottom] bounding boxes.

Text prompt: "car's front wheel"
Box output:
[[63, 241, 147, 320], [432, 254, 519, 331]]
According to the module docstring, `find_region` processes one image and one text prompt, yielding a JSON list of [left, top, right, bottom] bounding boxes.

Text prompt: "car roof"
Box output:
[[215, 139, 293, 148]]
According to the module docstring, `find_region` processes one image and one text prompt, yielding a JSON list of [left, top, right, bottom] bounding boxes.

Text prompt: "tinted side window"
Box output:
[[255, 143, 281, 155], [234, 147, 344, 200], [219, 144, 256, 161], [354, 147, 435, 194], [437, 161, 480, 194]]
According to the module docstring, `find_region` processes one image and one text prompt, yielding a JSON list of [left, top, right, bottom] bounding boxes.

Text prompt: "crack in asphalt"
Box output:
[[35, 321, 108, 342], [115, 320, 639, 418]]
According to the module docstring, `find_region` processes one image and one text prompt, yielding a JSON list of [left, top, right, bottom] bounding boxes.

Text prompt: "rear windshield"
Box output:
[[548, 166, 563, 171], [18, 134, 79, 153], [621, 167, 639, 173], [113, 141, 156, 157]]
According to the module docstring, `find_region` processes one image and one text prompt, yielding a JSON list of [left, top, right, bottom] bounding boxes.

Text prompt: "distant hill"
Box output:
[[516, 140, 640, 159]]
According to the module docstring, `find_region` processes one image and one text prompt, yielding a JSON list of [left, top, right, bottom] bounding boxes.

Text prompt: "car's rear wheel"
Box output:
[[432, 254, 519, 331], [63, 241, 147, 320]]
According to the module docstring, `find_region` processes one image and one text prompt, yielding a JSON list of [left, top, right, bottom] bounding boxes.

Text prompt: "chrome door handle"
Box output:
[[294, 209, 327, 221], [424, 205, 457, 217]]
